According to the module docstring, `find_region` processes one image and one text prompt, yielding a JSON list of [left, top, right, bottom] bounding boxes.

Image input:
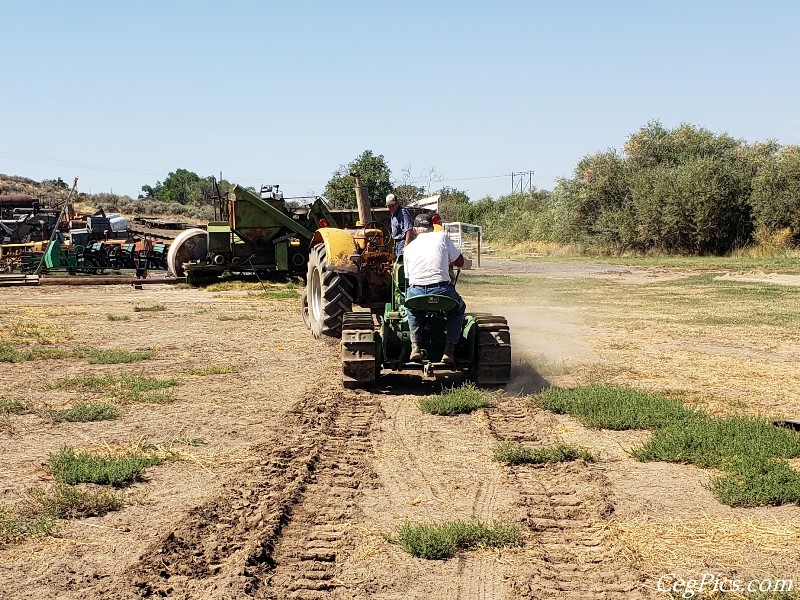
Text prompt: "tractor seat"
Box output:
[[404, 293, 460, 313]]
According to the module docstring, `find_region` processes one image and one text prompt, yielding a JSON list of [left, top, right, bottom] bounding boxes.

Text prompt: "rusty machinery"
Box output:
[[166, 183, 336, 285]]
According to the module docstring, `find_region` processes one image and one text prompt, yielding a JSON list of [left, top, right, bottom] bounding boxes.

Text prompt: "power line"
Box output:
[[0, 151, 167, 177], [0, 150, 524, 192]]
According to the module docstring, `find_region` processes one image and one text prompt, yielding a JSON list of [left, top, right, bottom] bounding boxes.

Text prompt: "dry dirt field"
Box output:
[[1, 259, 799, 599]]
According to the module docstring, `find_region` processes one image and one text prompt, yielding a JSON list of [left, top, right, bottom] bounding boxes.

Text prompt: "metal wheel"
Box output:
[[305, 244, 354, 338], [166, 228, 207, 277]]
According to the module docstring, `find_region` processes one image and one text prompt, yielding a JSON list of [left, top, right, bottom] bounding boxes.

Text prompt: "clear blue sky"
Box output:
[[2, 0, 798, 200]]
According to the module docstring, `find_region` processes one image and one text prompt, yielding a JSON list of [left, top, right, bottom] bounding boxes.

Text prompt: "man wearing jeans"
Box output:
[[402, 213, 466, 364]]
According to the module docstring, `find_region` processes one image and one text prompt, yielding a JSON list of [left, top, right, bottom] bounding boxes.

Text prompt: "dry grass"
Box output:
[[533, 275, 800, 417], [0, 319, 70, 345], [183, 364, 240, 376], [604, 515, 800, 577]]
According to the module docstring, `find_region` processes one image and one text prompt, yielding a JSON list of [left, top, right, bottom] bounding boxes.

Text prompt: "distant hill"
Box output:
[[0, 173, 208, 223], [0, 173, 77, 203]]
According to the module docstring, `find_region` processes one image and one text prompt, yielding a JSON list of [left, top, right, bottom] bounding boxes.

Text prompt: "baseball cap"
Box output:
[[413, 213, 433, 228], [385, 193, 397, 206]]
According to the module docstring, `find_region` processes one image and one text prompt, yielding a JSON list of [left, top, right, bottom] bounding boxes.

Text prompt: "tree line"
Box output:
[[448, 121, 800, 254], [78, 120, 800, 255]]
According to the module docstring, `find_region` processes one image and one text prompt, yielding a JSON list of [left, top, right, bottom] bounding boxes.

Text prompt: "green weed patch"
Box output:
[[51, 401, 120, 423], [247, 289, 300, 300], [0, 343, 72, 362], [45, 373, 179, 404], [394, 520, 521, 559], [632, 415, 800, 469], [217, 314, 257, 321], [106, 314, 131, 321], [536, 384, 694, 430], [710, 456, 800, 508], [0, 399, 32, 415], [0, 507, 56, 545], [82, 348, 155, 364], [493, 441, 594, 465], [536, 384, 800, 508], [419, 384, 493, 416], [48, 446, 163, 487], [133, 304, 166, 312]]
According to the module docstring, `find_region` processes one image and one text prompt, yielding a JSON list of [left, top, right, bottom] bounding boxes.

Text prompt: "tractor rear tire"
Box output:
[[306, 244, 354, 339]]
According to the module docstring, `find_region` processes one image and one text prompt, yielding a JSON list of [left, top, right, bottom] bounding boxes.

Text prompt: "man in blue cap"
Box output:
[[386, 193, 414, 255]]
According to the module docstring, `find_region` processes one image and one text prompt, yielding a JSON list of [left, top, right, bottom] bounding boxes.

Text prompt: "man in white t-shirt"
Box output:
[[403, 213, 465, 364]]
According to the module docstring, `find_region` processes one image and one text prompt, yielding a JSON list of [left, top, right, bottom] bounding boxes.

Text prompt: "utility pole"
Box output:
[[511, 171, 534, 194]]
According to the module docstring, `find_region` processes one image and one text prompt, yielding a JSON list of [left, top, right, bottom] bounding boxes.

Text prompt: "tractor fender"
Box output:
[[311, 228, 360, 274]]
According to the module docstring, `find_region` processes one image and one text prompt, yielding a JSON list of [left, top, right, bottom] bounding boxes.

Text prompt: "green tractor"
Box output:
[[340, 256, 511, 388]]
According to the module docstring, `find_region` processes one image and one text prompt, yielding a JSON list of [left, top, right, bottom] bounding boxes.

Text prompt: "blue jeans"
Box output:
[[394, 239, 406, 255], [405, 282, 466, 347]]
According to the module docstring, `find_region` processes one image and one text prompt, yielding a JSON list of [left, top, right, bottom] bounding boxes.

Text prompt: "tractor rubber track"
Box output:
[[485, 397, 650, 600], [113, 362, 380, 599], [341, 312, 377, 389], [472, 315, 512, 386]]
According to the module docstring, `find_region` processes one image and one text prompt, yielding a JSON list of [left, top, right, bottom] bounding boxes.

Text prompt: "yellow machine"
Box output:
[[302, 174, 394, 338]]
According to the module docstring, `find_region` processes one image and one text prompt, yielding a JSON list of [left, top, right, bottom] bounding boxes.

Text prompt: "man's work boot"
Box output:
[[410, 345, 422, 361], [441, 344, 455, 365]]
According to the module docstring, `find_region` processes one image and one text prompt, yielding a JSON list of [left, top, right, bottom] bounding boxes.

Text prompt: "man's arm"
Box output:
[[402, 208, 414, 246], [444, 235, 465, 268]]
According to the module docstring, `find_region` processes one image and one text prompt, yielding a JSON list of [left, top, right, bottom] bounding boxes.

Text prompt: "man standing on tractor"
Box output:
[[403, 213, 466, 364], [386, 193, 414, 255]]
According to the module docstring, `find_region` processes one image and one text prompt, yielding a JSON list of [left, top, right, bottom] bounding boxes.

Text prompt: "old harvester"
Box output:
[[302, 175, 511, 388], [167, 184, 335, 284]]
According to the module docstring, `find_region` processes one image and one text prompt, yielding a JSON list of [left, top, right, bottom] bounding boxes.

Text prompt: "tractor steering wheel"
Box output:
[[363, 220, 392, 250]]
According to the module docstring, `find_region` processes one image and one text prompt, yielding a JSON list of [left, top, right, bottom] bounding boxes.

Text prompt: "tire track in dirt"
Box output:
[[455, 454, 505, 600], [257, 393, 382, 599], [486, 397, 650, 599], [354, 393, 520, 600], [84, 347, 381, 599]]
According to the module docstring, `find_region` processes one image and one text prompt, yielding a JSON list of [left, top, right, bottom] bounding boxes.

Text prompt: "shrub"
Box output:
[[0, 508, 56, 545], [394, 520, 520, 560], [536, 385, 693, 430], [83, 348, 155, 364], [48, 446, 163, 486], [51, 402, 120, 423], [632, 414, 800, 468], [492, 441, 594, 465], [419, 384, 493, 416]]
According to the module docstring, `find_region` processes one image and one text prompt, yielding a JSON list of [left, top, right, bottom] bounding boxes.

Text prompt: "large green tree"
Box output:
[[554, 121, 762, 253], [324, 150, 393, 208], [139, 169, 230, 208], [159, 168, 203, 205], [750, 145, 800, 238]]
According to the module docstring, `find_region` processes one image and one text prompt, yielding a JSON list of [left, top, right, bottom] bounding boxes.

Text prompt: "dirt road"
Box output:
[[1, 261, 798, 598]]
